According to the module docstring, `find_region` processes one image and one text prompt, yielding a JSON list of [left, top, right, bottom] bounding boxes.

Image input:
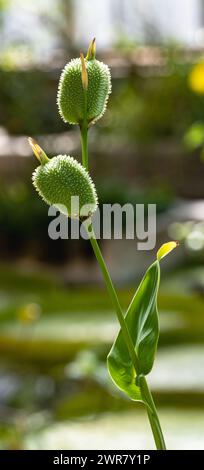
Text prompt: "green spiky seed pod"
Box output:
[[30, 141, 98, 219], [57, 40, 111, 126]]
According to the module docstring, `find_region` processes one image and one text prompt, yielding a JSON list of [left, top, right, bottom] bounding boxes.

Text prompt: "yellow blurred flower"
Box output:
[[17, 303, 41, 324], [188, 62, 204, 94]]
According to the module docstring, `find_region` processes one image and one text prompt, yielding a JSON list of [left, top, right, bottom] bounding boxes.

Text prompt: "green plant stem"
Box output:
[[88, 231, 166, 450], [80, 127, 166, 450], [139, 376, 166, 450], [89, 232, 139, 373], [80, 89, 88, 171], [80, 123, 88, 171]]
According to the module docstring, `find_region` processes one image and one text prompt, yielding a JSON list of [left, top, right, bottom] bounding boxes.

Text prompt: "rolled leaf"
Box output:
[[107, 242, 177, 401], [157, 241, 178, 261]]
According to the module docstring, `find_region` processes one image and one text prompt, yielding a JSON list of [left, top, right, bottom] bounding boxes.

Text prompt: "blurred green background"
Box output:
[[1, 0, 204, 450]]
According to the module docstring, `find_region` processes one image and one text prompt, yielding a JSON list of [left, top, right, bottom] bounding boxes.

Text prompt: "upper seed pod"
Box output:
[[57, 39, 111, 126], [29, 138, 98, 219]]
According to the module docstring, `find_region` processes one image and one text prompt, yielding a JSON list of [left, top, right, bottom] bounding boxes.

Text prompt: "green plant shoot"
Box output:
[[108, 241, 178, 401], [29, 39, 178, 450]]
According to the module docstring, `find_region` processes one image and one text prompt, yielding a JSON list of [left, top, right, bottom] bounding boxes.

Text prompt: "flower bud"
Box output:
[[30, 144, 98, 219], [57, 39, 111, 126]]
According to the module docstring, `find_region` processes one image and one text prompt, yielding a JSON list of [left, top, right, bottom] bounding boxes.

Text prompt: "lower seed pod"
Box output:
[[31, 148, 98, 219]]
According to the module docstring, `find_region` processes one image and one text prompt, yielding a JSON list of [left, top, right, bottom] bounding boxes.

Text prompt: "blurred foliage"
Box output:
[[0, 178, 173, 263], [184, 122, 204, 151], [0, 263, 204, 449], [169, 220, 204, 252], [0, 70, 65, 135], [1, 61, 204, 141], [0, 178, 93, 263], [1, 263, 204, 356], [101, 65, 204, 144], [97, 179, 173, 214], [184, 62, 204, 161]]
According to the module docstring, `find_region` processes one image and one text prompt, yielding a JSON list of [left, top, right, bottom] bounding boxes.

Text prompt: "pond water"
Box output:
[[0, 264, 203, 449], [25, 409, 204, 450]]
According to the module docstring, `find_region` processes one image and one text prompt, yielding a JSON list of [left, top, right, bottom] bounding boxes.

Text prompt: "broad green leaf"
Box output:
[[107, 242, 177, 401], [107, 260, 159, 400]]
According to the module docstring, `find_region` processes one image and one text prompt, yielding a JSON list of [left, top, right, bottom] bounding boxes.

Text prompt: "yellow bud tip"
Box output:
[[157, 240, 179, 262], [28, 137, 49, 165], [80, 53, 88, 90], [86, 37, 96, 60]]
